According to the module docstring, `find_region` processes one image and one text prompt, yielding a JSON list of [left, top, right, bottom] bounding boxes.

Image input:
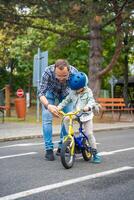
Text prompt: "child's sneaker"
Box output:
[[92, 154, 102, 164]]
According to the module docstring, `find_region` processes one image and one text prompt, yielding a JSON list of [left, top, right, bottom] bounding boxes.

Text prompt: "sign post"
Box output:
[[33, 49, 48, 122], [109, 76, 118, 98], [36, 48, 40, 123]]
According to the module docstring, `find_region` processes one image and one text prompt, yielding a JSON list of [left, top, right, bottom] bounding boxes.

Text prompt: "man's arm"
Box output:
[[40, 96, 60, 117], [40, 96, 49, 109], [39, 68, 60, 117]]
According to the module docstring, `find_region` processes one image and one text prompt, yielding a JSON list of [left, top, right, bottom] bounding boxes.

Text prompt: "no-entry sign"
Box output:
[[16, 88, 24, 98]]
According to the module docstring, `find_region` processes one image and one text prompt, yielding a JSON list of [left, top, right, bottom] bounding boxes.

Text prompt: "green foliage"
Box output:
[[0, 68, 10, 89], [0, 0, 133, 94], [50, 39, 89, 72]]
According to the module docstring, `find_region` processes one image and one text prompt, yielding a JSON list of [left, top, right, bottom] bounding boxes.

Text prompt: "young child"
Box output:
[[57, 71, 101, 163]]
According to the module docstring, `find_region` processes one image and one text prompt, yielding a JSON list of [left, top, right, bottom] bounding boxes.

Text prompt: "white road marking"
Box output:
[[0, 146, 134, 160], [0, 141, 100, 149], [0, 141, 61, 149], [0, 152, 38, 160], [0, 143, 44, 148], [0, 166, 133, 200], [100, 147, 134, 156], [76, 146, 134, 160]]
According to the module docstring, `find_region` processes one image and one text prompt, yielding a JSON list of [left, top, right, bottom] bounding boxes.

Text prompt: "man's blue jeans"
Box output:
[[42, 91, 73, 151]]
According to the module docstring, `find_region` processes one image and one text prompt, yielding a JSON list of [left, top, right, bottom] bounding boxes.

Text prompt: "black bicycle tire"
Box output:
[[61, 139, 75, 169]]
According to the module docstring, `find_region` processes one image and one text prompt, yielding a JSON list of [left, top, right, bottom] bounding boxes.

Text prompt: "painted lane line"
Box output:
[[0, 152, 38, 160], [76, 146, 134, 160], [100, 147, 134, 156], [1, 146, 134, 160], [0, 142, 100, 149], [0, 166, 133, 200], [0, 146, 134, 160], [0, 141, 60, 149], [0, 143, 44, 149]]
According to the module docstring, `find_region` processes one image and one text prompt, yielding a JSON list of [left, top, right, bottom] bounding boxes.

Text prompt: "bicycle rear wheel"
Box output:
[[61, 139, 75, 169], [81, 138, 92, 161]]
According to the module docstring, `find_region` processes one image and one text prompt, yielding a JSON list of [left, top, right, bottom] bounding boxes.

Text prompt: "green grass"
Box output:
[[4, 106, 41, 124], [3, 106, 121, 124], [4, 106, 61, 124]]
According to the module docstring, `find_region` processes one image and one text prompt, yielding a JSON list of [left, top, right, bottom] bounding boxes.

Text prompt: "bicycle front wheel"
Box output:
[[61, 139, 75, 169]]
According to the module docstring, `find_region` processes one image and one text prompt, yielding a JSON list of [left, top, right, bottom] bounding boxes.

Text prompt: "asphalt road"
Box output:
[[0, 128, 134, 200]]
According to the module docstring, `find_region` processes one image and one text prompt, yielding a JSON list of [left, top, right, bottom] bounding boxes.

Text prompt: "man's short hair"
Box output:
[[55, 59, 70, 70]]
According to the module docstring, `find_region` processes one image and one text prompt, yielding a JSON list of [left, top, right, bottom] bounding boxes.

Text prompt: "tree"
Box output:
[[0, 0, 133, 97]]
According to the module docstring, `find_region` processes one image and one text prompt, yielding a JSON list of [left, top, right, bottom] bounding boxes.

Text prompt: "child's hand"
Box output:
[[57, 106, 61, 111], [98, 103, 102, 110], [57, 106, 63, 117], [83, 106, 91, 112], [93, 103, 102, 114]]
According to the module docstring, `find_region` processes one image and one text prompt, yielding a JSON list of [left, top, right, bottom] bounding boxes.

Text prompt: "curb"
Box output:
[[0, 135, 43, 142], [0, 126, 134, 142], [94, 126, 134, 132]]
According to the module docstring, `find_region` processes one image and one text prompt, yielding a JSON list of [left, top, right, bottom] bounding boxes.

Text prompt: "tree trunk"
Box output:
[[123, 33, 129, 106], [89, 0, 123, 99], [88, 16, 102, 98], [8, 58, 16, 91]]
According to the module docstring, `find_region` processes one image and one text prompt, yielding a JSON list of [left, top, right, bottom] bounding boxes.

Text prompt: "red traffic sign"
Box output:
[[16, 89, 24, 97]]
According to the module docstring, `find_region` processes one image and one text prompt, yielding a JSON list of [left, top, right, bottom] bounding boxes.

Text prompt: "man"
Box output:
[[39, 59, 77, 161]]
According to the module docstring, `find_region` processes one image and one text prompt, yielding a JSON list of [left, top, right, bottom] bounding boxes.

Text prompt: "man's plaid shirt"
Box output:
[[38, 65, 77, 99]]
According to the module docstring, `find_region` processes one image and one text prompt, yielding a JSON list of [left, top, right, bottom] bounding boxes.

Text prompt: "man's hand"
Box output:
[[47, 104, 60, 117]]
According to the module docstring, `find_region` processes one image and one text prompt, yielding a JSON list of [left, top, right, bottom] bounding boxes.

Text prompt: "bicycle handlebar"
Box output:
[[59, 109, 91, 119], [59, 110, 80, 117]]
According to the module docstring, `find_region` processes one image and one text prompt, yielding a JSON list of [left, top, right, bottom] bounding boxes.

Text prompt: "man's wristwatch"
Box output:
[[44, 103, 50, 110]]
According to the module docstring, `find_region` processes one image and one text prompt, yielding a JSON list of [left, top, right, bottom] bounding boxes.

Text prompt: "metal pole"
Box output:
[[37, 48, 40, 122], [111, 83, 114, 98]]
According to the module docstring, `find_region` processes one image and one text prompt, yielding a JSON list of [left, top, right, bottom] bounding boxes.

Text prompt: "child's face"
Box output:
[[76, 88, 84, 94]]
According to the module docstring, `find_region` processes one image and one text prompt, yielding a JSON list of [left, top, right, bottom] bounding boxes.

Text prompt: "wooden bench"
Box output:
[[96, 97, 134, 121]]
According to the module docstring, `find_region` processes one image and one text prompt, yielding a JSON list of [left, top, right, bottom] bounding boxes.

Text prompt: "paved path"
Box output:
[[0, 121, 134, 141]]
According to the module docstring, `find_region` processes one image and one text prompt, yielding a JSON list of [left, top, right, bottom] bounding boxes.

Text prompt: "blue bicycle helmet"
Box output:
[[69, 71, 87, 90]]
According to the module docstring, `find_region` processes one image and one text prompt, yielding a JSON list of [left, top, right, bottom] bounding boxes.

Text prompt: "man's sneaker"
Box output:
[[91, 154, 102, 164], [45, 149, 55, 161], [56, 148, 61, 156]]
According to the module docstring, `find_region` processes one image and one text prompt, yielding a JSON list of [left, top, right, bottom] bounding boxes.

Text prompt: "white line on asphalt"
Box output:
[[100, 147, 134, 156], [0, 141, 61, 149], [0, 152, 38, 160], [0, 146, 134, 160], [0, 141, 99, 149], [76, 146, 134, 160], [0, 166, 133, 200], [0, 145, 134, 160], [0, 143, 44, 148]]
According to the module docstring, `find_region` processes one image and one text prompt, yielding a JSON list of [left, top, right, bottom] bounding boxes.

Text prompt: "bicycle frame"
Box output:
[[59, 110, 80, 155], [74, 125, 89, 150], [59, 110, 92, 169]]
